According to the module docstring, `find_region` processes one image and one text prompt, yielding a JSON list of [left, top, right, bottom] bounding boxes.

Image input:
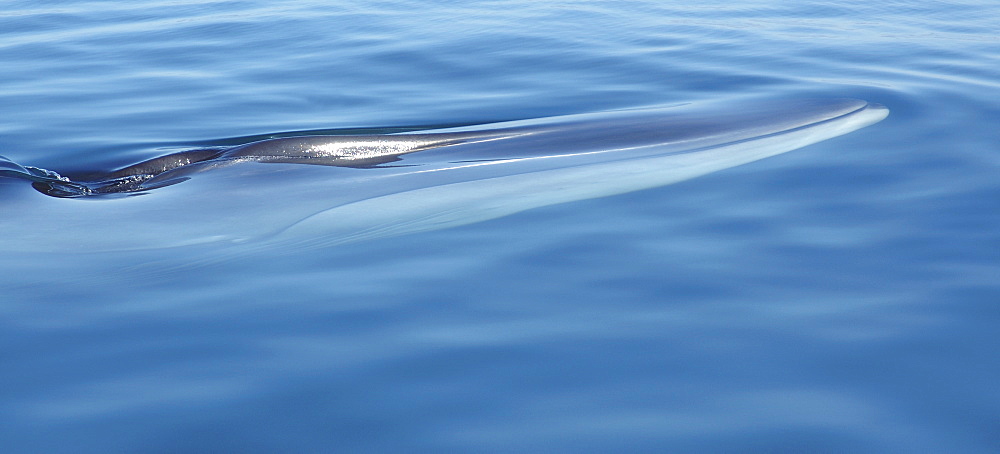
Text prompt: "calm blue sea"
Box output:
[[1, 1, 998, 452]]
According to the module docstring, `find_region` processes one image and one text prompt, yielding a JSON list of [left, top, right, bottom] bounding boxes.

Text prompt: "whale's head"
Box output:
[[0, 98, 887, 253]]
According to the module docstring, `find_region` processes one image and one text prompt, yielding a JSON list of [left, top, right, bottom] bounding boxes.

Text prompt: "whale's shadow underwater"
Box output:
[[0, 98, 888, 253]]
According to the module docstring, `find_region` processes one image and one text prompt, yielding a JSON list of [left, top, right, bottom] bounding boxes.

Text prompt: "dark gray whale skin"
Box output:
[[6, 132, 496, 197], [2, 128, 514, 197], [0, 98, 888, 252]]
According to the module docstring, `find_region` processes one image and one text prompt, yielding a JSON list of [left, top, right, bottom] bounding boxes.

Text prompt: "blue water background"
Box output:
[[1, 1, 998, 452]]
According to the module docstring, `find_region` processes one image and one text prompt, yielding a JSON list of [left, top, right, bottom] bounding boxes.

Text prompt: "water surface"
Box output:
[[1, 1, 998, 452]]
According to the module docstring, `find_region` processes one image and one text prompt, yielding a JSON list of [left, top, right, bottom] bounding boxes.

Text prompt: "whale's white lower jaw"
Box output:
[[272, 102, 889, 249]]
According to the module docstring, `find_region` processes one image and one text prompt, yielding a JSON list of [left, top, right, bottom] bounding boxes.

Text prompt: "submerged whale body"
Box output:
[[0, 98, 888, 253]]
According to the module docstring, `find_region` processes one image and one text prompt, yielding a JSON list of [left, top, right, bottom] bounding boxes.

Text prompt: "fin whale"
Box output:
[[0, 98, 888, 253]]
